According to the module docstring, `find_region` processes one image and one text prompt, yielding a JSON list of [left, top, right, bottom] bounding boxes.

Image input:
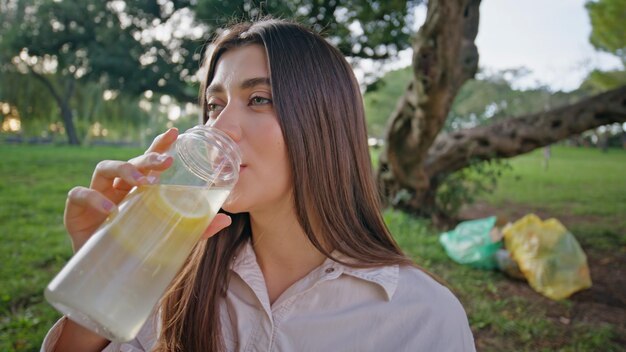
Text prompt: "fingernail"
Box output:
[[102, 200, 115, 212], [132, 171, 145, 181], [146, 175, 158, 184], [156, 154, 170, 163]]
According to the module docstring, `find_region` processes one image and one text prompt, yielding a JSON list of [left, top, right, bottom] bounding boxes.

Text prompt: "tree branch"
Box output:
[[29, 69, 63, 106], [424, 85, 626, 177]]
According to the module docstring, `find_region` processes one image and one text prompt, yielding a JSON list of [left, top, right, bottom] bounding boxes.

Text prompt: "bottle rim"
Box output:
[[176, 125, 241, 185]]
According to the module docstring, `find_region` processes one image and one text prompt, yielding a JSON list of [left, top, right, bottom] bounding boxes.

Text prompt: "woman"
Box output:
[[44, 19, 475, 351]]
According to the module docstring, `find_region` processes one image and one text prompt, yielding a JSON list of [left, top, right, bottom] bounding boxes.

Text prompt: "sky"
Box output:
[[378, 0, 622, 92]]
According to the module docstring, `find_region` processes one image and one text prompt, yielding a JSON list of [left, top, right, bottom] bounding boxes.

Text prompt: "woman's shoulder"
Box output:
[[394, 264, 466, 314], [397, 265, 457, 296], [388, 264, 476, 351]]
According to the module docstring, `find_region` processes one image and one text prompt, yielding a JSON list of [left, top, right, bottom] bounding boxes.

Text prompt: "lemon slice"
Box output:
[[108, 185, 213, 266], [146, 185, 212, 220]]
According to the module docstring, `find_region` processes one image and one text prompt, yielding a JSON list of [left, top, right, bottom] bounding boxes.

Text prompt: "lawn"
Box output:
[[0, 145, 142, 351], [1, 144, 624, 351], [482, 146, 626, 235], [454, 147, 626, 265]]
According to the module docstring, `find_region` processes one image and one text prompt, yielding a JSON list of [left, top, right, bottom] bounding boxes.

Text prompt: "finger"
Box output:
[[146, 128, 179, 154], [201, 214, 232, 240], [65, 186, 117, 219], [113, 153, 174, 191], [114, 128, 178, 191], [90, 160, 151, 193], [129, 152, 174, 170], [64, 187, 118, 253]]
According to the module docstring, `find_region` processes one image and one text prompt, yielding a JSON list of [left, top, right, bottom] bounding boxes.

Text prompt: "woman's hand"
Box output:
[[63, 128, 232, 252]]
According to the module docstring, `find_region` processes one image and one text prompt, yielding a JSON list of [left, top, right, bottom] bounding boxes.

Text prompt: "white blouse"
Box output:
[[43, 242, 475, 351]]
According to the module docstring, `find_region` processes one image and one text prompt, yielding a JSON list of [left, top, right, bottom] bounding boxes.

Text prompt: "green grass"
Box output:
[[0, 145, 141, 351], [483, 146, 626, 250], [1, 144, 624, 351], [485, 146, 626, 218]]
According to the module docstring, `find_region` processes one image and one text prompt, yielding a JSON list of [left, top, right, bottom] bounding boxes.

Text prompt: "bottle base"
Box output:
[[45, 289, 137, 342]]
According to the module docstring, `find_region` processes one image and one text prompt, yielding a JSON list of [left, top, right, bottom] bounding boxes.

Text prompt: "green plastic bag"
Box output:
[[439, 216, 501, 269]]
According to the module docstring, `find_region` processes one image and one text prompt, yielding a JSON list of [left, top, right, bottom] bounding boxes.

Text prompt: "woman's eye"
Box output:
[[250, 96, 272, 106], [206, 103, 224, 119], [206, 102, 224, 120], [207, 103, 223, 112]]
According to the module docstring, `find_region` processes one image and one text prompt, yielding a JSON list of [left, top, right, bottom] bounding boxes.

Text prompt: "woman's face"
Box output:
[[205, 44, 292, 215]]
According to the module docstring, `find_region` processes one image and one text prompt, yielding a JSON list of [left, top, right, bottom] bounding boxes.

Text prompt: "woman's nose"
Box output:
[[205, 104, 242, 142]]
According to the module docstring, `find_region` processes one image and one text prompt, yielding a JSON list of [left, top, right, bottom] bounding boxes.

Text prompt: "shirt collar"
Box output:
[[231, 241, 400, 301], [327, 250, 399, 301]]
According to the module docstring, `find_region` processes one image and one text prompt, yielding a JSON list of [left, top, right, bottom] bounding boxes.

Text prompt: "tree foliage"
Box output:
[[0, 0, 423, 144], [0, 0, 201, 101], [0, 70, 59, 135], [0, 0, 209, 143], [586, 0, 626, 63], [581, 69, 626, 92], [195, 0, 422, 60], [581, 0, 626, 92]]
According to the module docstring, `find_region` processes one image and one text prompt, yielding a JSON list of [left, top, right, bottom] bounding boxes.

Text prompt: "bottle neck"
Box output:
[[176, 126, 241, 187]]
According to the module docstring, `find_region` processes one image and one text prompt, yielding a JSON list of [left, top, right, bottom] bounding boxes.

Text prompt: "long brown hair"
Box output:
[[155, 19, 414, 351]]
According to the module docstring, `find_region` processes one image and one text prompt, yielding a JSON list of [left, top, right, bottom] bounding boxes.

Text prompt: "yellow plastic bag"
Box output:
[[503, 214, 592, 300]]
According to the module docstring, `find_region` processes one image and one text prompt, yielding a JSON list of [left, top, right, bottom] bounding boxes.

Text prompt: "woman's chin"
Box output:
[[221, 200, 245, 215]]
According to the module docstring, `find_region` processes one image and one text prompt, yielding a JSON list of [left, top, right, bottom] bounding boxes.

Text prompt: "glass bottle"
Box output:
[[45, 125, 240, 342]]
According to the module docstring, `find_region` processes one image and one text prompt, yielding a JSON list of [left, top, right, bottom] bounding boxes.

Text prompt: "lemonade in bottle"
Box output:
[[45, 126, 240, 342]]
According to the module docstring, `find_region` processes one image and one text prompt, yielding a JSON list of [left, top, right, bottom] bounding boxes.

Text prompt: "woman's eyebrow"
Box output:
[[205, 84, 223, 96], [240, 77, 271, 90], [205, 77, 271, 97]]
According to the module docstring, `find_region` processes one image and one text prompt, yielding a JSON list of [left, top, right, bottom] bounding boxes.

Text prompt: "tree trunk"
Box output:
[[376, 0, 626, 222], [60, 98, 80, 145], [30, 71, 80, 145], [377, 0, 481, 217]]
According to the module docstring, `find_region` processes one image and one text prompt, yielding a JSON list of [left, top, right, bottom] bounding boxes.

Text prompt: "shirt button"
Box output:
[[325, 267, 335, 274]]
